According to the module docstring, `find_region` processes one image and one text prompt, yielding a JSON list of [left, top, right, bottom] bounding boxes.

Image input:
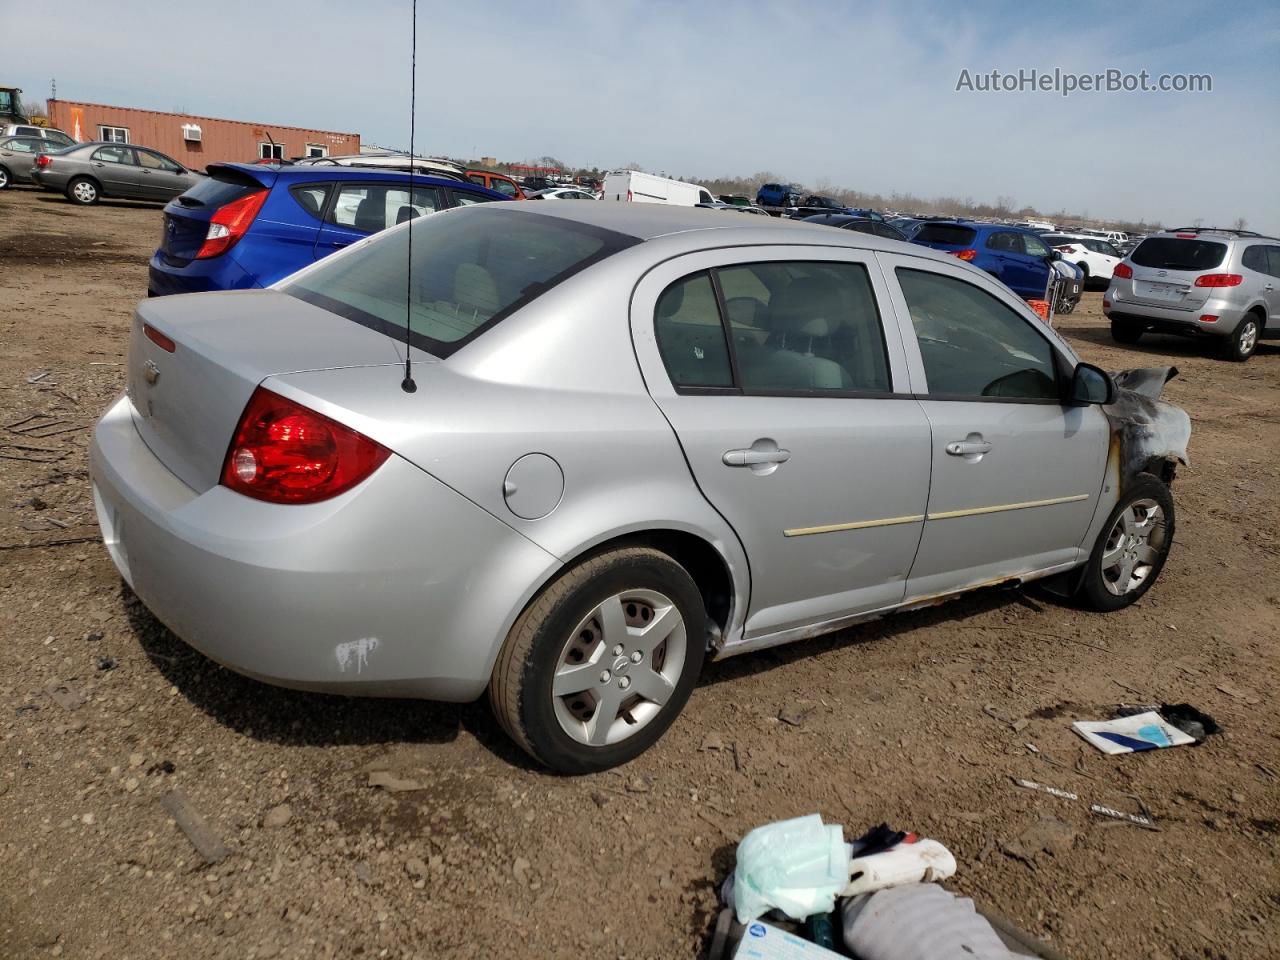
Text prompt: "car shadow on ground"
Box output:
[[35, 194, 164, 212], [1057, 321, 1279, 361], [699, 585, 1056, 689], [121, 579, 1072, 769], [120, 583, 542, 770]]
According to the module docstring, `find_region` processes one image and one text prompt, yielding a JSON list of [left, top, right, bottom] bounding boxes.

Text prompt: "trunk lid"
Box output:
[[159, 165, 275, 266], [126, 290, 406, 493]]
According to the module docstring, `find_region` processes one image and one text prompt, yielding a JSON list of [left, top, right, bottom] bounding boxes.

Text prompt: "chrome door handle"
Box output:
[[723, 448, 791, 466], [946, 440, 992, 456]]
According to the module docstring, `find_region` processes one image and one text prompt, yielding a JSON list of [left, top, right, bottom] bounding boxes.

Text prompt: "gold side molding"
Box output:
[[926, 493, 1089, 521], [783, 494, 1090, 538], [783, 514, 926, 538]]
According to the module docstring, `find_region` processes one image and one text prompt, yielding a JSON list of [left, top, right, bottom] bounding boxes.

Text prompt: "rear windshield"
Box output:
[[1130, 237, 1226, 271], [914, 223, 977, 246], [177, 170, 262, 209], [284, 207, 638, 358]]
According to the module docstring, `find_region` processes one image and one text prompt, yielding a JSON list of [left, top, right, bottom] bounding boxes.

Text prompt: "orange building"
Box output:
[[47, 99, 359, 167]]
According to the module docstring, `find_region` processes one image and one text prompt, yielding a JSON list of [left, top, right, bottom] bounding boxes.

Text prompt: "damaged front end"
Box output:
[[1104, 366, 1191, 488]]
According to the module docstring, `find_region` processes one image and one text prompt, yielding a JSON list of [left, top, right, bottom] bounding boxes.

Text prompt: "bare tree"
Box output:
[[23, 98, 48, 119], [1231, 216, 1248, 231]]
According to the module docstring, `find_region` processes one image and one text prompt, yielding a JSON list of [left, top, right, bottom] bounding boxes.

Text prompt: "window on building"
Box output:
[[259, 142, 285, 160], [305, 144, 328, 159], [99, 126, 129, 143]]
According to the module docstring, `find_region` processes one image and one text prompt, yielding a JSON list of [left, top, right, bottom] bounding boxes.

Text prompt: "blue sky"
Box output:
[[8, 0, 1279, 230]]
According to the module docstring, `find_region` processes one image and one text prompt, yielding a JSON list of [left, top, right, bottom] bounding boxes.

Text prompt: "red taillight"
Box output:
[[1199, 315, 1219, 323], [221, 388, 390, 504], [1103, 300, 1111, 311], [143, 322, 176, 353], [195, 189, 268, 259], [1194, 273, 1243, 287], [1113, 263, 1133, 279], [35, 154, 52, 168], [949, 249, 978, 261], [1176, 232, 1196, 238]]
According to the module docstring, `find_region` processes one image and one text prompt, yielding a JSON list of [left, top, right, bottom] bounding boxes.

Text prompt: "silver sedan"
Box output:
[[90, 203, 1190, 772], [29, 140, 203, 205]]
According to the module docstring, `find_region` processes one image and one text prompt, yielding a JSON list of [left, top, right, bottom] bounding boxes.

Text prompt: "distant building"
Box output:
[[480, 156, 498, 168], [47, 99, 360, 167]]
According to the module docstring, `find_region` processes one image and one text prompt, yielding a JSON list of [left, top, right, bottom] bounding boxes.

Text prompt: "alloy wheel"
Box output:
[[0, 168, 9, 189], [551, 589, 687, 746], [1238, 320, 1258, 357], [1101, 498, 1167, 596], [73, 181, 97, 203]]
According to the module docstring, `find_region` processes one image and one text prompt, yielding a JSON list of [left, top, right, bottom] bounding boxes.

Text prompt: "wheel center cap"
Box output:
[[612, 656, 631, 677]]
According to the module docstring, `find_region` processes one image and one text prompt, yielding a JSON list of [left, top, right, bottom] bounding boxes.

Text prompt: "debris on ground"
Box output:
[[262, 803, 293, 829], [367, 770, 427, 792], [159, 790, 229, 864], [42, 679, 83, 712], [1001, 818, 1077, 865], [1072, 710, 1196, 754]]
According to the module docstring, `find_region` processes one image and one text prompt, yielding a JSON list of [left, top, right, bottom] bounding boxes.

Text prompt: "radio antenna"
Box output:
[[400, 0, 419, 393]]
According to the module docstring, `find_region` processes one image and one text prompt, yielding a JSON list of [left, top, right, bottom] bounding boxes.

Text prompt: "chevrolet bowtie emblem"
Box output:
[[143, 360, 161, 385]]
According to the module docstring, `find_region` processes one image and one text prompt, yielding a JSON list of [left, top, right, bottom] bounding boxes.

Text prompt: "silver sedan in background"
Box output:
[[90, 204, 1190, 773], [0, 135, 62, 188], [29, 140, 204, 205]]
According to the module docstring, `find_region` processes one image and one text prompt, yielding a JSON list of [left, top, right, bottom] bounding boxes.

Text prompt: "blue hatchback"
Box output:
[[909, 220, 1056, 300], [149, 164, 508, 296]]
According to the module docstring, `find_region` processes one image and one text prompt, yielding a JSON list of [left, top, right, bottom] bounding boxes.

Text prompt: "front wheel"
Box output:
[[66, 176, 100, 205], [489, 547, 706, 773], [0, 165, 10, 190], [1222, 315, 1260, 362], [1075, 474, 1174, 611]]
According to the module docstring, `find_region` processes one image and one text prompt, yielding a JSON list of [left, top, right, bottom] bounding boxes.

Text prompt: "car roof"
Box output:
[[217, 162, 495, 189], [482, 201, 963, 264]]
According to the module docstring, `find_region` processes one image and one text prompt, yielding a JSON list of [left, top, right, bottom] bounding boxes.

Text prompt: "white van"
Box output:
[[602, 170, 715, 206]]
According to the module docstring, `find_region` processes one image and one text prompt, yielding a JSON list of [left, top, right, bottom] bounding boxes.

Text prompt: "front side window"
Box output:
[[897, 268, 1058, 400], [1022, 234, 1050, 257], [137, 150, 180, 172], [285, 207, 637, 357], [654, 261, 891, 394], [92, 145, 135, 165], [258, 142, 284, 160], [99, 125, 129, 143], [1268, 246, 1280, 280]]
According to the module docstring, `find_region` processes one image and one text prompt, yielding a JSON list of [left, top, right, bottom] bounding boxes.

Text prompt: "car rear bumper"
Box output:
[[148, 253, 260, 297], [90, 393, 559, 700], [1104, 285, 1247, 335]]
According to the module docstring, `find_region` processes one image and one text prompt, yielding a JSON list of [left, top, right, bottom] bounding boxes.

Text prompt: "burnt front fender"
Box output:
[[1104, 366, 1191, 489]]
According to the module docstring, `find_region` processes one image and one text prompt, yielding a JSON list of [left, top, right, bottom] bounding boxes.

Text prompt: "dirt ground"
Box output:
[[0, 184, 1277, 960]]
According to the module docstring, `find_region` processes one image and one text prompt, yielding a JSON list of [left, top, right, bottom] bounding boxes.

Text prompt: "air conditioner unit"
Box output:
[[181, 124, 202, 142]]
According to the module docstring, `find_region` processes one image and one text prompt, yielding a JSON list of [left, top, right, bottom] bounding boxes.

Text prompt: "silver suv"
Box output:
[[1105, 228, 1279, 361]]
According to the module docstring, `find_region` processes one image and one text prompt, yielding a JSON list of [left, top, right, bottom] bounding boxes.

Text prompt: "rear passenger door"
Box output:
[[88, 145, 142, 197], [877, 253, 1109, 601], [630, 247, 933, 642], [313, 181, 444, 256]]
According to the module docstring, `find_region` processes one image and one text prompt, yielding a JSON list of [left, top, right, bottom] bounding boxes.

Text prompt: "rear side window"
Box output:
[[1131, 237, 1226, 271], [328, 183, 443, 232], [915, 224, 977, 246], [289, 184, 330, 221], [654, 262, 891, 395], [284, 208, 637, 357], [655, 273, 734, 388], [897, 268, 1058, 400]]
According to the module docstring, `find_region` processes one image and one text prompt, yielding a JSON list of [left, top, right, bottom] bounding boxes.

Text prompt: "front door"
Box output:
[[630, 247, 933, 641], [878, 253, 1109, 600], [135, 149, 190, 200]]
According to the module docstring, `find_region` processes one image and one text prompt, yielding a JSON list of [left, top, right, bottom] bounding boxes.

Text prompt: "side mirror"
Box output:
[[1069, 362, 1114, 405], [1050, 250, 1063, 261]]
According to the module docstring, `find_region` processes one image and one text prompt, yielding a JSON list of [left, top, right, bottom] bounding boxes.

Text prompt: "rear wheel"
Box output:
[[1222, 314, 1260, 362], [1110, 317, 1144, 344], [0, 165, 10, 190], [1076, 474, 1174, 611], [489, 547, 706, 773], [67, 177, 100, 205]]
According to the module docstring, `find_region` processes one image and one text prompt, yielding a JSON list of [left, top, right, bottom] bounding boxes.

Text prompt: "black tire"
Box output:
[[1110, 317, 1144, 344], [489, 546, 706, 774], [1221, 314, 1261, 362], [0, 165, 10, 190], [66, 176, 100, 205], [1076, 473, 1174, 612]]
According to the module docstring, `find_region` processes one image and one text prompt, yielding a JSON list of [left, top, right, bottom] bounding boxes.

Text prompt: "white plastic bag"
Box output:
[[733, 814, 847, 922]]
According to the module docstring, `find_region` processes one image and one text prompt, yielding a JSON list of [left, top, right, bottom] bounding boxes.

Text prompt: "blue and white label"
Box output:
[[748, 923, 767, 938]]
